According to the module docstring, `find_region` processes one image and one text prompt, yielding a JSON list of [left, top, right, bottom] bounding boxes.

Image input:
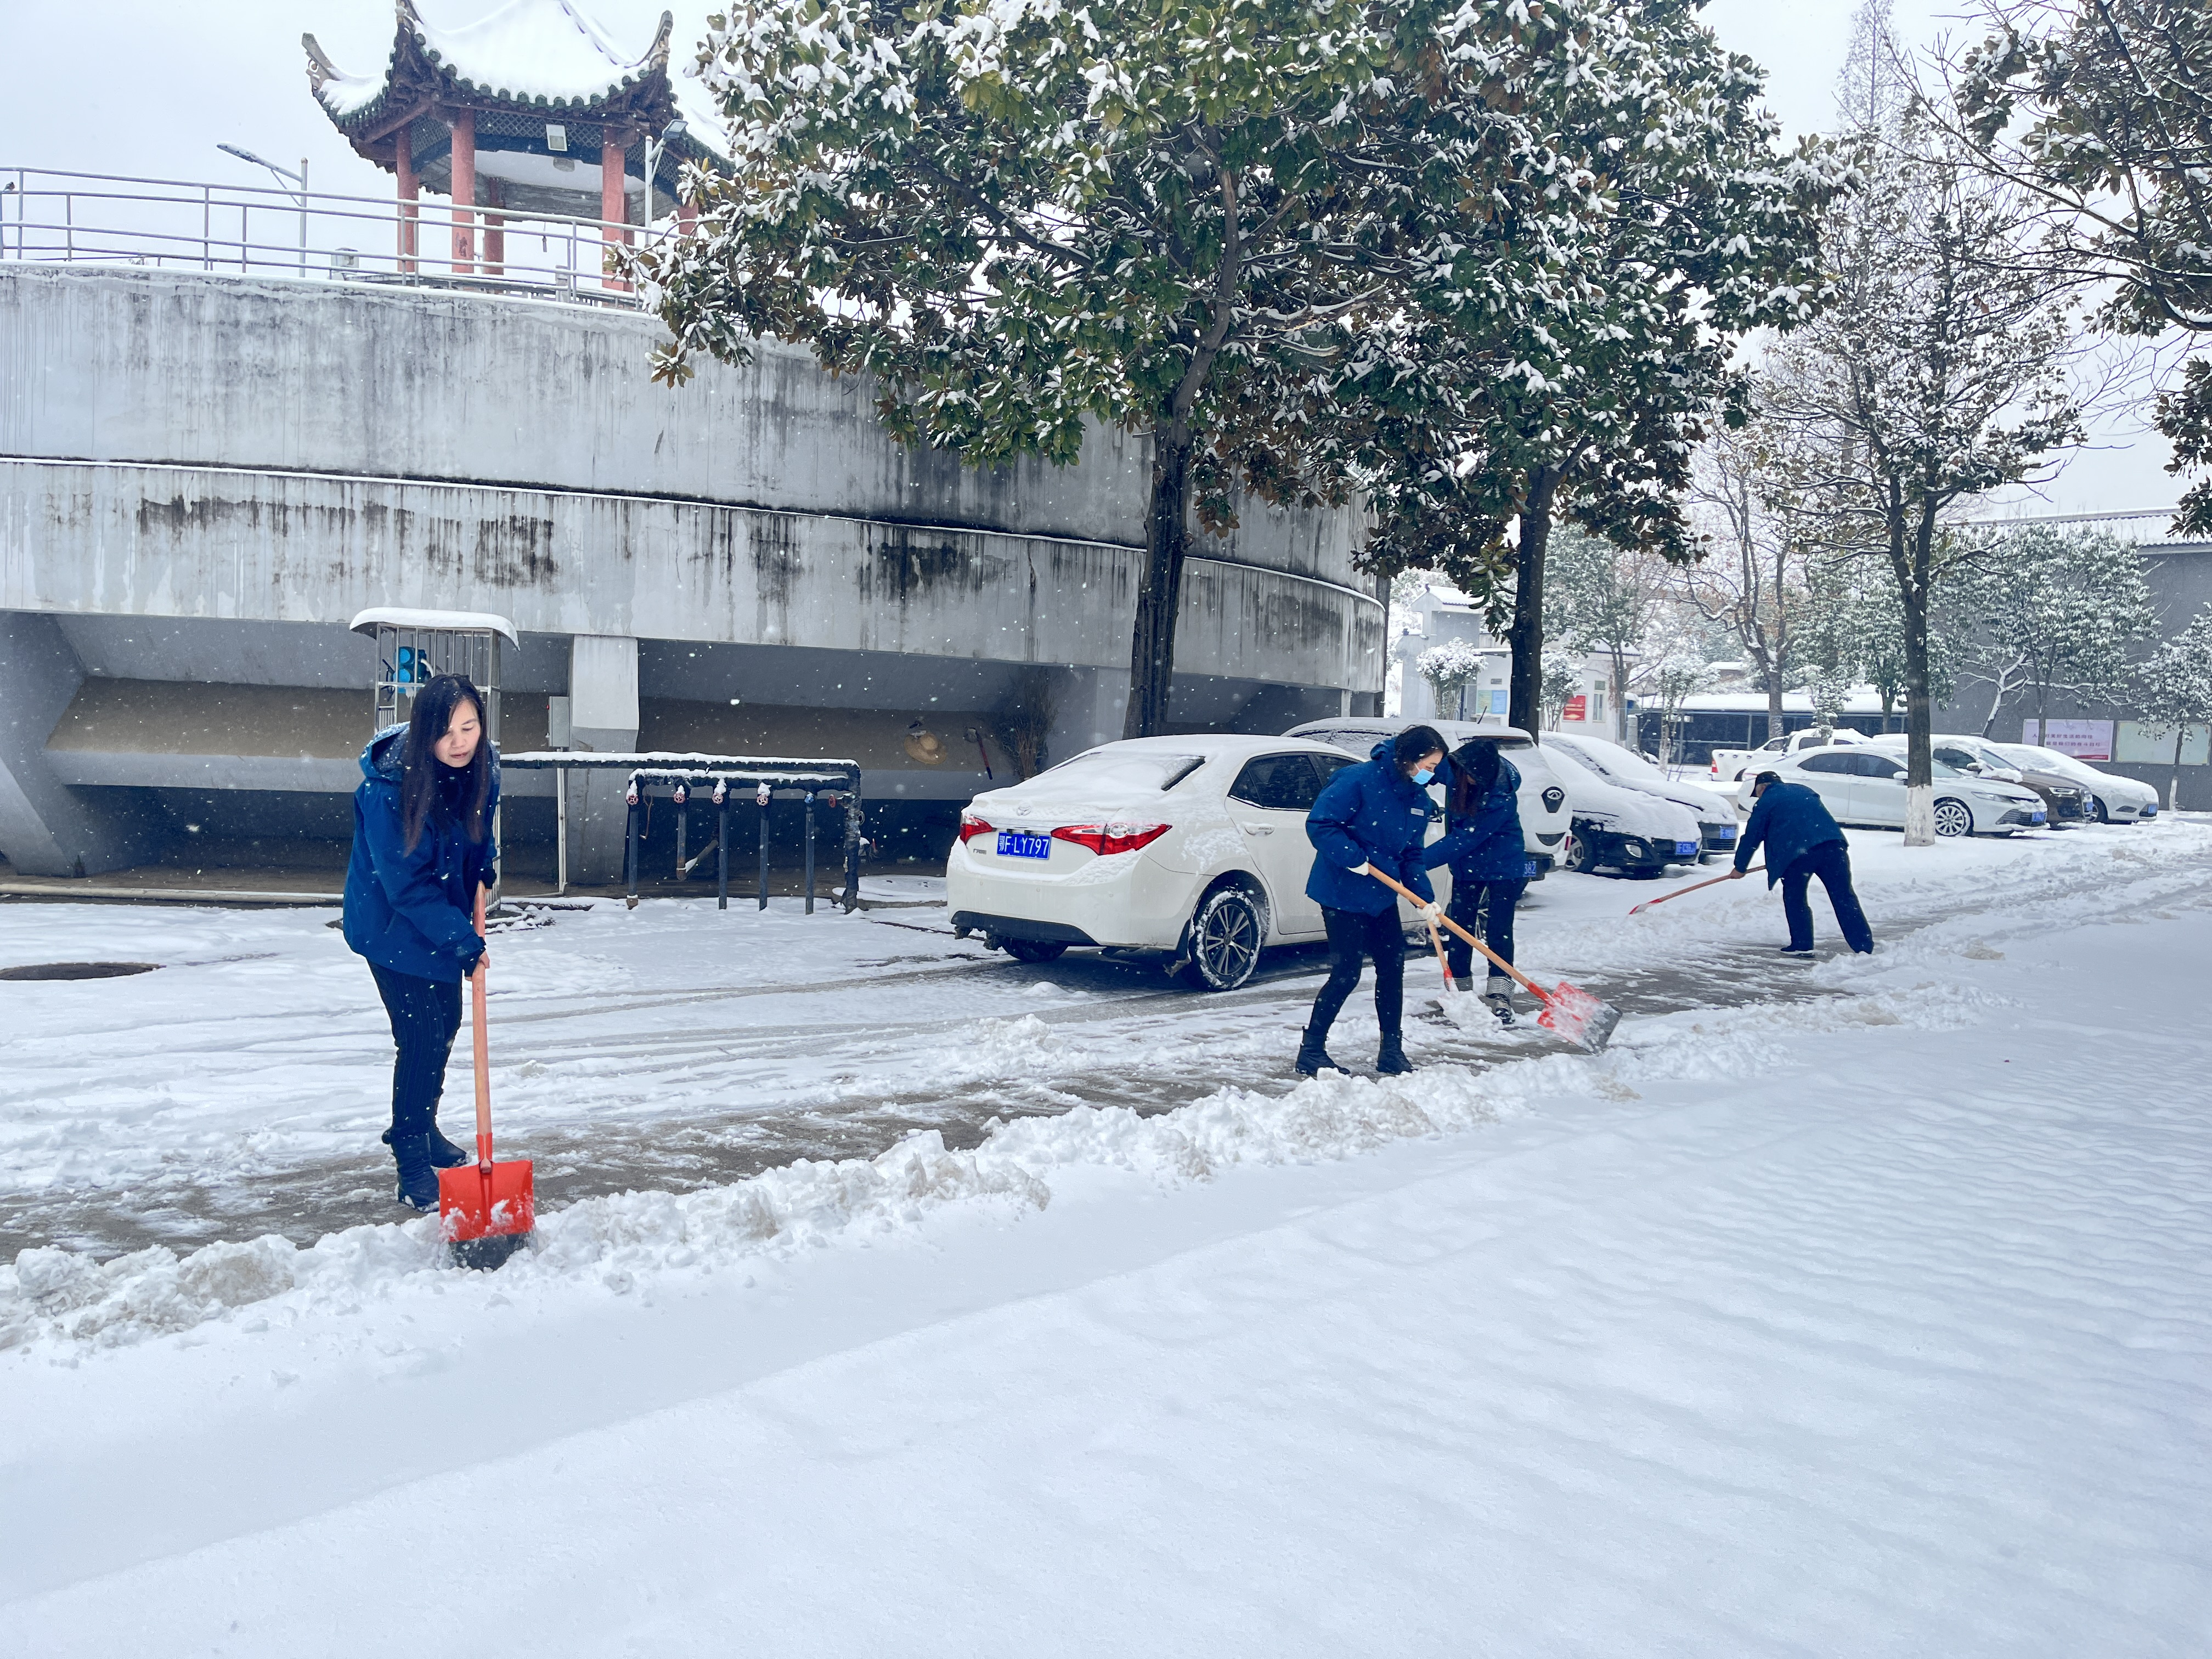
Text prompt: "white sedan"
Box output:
[[946, 734, 1419, 991], [1733, 749, 2046, 836], [1990, 742, 2160, 823]]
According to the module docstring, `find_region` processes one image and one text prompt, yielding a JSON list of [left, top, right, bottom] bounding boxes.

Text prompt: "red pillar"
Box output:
[[394, 123, 419, 274], [483, 177, 505, 275], [600, 124, 632, 291], [450, 107, 476, 274], [678, 200, 697, 237]]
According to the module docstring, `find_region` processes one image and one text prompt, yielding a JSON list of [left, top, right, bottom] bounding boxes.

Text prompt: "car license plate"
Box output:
[[1675, 840, 1700, 857], [2030, 811, 2046, 823], [995, 830, 1052, 860]]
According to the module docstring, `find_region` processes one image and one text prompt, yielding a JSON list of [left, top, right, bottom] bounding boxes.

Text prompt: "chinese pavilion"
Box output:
[[302, 0, 715, 279]]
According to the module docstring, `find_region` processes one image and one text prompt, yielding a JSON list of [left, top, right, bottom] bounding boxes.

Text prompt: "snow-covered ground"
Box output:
[[4, 822, 2210, 1652]]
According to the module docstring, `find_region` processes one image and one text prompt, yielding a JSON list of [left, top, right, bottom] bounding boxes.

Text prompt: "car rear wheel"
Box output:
[[1181, 885, 1265, 991], [1001, 938, 1069, 964], [2092, 795, 2111, 823], [1933, 797, 1973, 838], [1565, 832, 1601, 875]]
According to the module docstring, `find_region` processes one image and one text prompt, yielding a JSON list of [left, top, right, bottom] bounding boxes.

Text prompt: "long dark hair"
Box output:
[[1447, 738, 1502, 815], [1392, 725, 1447, 772], [400, 675, 493, 852]]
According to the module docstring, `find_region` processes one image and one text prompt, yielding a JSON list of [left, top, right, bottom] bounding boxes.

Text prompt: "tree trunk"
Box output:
[[1766, 673, 1786, 744], [1900, 552, 1934, 847], [1506, 472, 1557, 739], [2173, 727, 2185, 812], [1123, 422, 1192, 739], [1370, 569, 1391, 718]]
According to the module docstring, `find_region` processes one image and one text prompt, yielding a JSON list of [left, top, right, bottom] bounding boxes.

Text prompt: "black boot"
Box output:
[[1483, 975, 1516, 1026], [384, 1125, 470, 1167], [1294, 1026, 1345, 1078], [391, 1133, 441, 1211], [1376, 1034, 1414, 1075]]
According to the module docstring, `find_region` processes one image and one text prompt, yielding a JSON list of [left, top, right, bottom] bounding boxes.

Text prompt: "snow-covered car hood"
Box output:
[[1544, 735, 1736, 823], [1536, 744, 1702, 840]]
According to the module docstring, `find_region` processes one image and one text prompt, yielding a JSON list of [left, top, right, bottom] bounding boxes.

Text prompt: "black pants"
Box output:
[[1780, 842, 1874, 953], [1444, 877, 1526, 982], [370, 963, 464, 1141], [1307, 906, 1407, 1042]]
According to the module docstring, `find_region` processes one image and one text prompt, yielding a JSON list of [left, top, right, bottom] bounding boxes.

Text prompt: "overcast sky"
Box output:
[[0, 0, 2181, 516]]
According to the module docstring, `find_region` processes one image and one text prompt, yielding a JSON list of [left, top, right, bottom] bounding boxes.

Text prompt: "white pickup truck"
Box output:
[[1706, 726, 1865, 785]]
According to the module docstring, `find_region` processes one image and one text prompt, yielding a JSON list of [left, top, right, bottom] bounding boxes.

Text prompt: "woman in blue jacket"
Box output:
[[1299, 725, 1448, 1077], [1425, 737, 1528, 1024], [341, 674, 500, 1210]]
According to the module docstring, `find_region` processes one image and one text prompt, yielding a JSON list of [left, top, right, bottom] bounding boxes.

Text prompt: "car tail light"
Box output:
[[956, 813, 994, 845], [1051, 822, 1171, 856]]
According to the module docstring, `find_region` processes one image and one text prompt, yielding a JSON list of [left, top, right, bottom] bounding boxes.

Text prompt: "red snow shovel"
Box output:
[[1626, 864, 1763, 917], [1369, 869, 1621, 1052], [438, 887, 534, 1270]]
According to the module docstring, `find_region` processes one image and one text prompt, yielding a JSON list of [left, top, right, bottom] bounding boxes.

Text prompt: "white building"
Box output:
[[1389, 580, 1628, 739]]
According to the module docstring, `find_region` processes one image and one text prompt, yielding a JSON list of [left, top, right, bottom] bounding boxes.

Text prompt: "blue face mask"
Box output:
[[1413, 767, 1435, 786]]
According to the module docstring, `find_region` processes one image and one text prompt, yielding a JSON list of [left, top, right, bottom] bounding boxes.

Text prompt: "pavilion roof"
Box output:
[[304, 0, 678, 135]]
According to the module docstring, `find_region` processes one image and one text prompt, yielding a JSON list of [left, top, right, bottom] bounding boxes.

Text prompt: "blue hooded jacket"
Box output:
[[1734, 780, 1844, 887], [341, 724, 500, 981], [1305, 741, 1440, 915], [1424, 753, 1526, 884]]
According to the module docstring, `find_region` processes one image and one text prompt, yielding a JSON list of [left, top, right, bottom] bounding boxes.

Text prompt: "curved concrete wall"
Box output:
[[0, 266, 1365, 589]]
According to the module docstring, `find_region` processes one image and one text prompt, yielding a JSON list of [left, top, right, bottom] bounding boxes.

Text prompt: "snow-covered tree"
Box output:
[[1549, 529, 1667, 743], [1762, 69, 2079, 843], [1415, 639, 1486, 723], [1683, 413, 1821, 743], [1953, 525, 2155, 737], [639, 0, 1698, 739], [1951, 0, 2212, 533], [1539, 647, 1582, 731], [2134, 608, 2212, 808], [1647, 652, 1716, 769]]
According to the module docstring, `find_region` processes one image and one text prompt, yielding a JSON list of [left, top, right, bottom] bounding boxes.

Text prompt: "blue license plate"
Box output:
[[2030, 811, 2046, 823], [995, 830, 1052, 860], [1675, 840, 1700, 857]]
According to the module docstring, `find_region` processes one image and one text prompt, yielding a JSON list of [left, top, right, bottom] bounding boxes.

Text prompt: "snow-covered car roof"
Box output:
[[1534, 743, 1702, 839], [1285, 717, 1536, 749], [1543, 732, 1736, 821]]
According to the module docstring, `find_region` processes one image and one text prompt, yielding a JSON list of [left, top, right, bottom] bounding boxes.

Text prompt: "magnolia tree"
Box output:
[[1539, 647, 1582, 730], [640, 0, 1683, 738], [2135, 608, 2212, 808], [1415, 639, 1485, 723], [1954, 524, 2154, 736]]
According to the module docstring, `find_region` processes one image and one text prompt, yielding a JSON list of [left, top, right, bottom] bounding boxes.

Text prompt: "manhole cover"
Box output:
[[0, 962, 162, 981]]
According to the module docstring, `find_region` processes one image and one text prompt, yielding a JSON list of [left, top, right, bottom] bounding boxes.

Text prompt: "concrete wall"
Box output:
[[0, 266, 1381, 877]]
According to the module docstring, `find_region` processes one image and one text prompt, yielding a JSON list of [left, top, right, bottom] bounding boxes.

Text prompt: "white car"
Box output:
[[1733, 749, 2046, 837], [1534, 742, 1708, 877], [1989, 742, 2160, 824], [1544, 731, 1742, 863], [1707, 725, 1865, 784], [1284, 718, 1573, 876], [946, 734, 1420, 991]]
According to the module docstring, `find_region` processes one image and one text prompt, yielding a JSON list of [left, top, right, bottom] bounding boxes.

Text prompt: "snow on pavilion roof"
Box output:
[[304, 0, 674, 129]]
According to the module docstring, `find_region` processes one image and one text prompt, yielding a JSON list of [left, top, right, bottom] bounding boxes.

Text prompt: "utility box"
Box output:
[[349, 607, 519, 740]]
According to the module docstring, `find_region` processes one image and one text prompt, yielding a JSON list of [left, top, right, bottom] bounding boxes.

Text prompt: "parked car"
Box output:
[[1988, 742, 2159, 823], [1295, 718, 1703, 880], [1283, 718, 1572, 878], [1732, 748, 2046, 837], [947, 733, 1409, 991], [1544, 730, 1742, 862], [1707, 725, 1865, 784], [1865, 733, 2091, 827]]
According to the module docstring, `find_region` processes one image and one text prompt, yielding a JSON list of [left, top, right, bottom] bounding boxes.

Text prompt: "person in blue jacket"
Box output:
[[341, 674, 500, 1210], [1424, 737, 1527, 1024], [1299, 725, 1449, 1077], [1728, 771, 1873, 955]]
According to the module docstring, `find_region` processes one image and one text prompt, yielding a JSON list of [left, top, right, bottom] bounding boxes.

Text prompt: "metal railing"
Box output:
[[0, 167, 675, 308]]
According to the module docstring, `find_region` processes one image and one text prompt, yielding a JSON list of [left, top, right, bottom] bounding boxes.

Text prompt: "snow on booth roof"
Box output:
[[306, 0, 672, 123]]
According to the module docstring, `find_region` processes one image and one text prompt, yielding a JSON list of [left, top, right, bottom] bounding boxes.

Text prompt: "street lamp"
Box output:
[[642, 117, 687, 231], [217, 143, 309, 276]]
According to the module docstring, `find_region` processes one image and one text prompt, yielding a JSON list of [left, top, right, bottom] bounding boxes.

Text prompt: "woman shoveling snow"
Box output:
[[1422, 736, 1528, 1025], [340, 674, 501, 1210]]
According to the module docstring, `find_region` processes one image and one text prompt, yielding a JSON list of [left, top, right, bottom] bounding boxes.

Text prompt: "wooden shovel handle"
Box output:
[[471, 885, 493, 1166], [1629, 864, 1763, 914], [1366, 867, 1545, 998]]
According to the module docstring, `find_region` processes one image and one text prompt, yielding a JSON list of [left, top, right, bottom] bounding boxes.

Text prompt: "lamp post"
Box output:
[[642, 117, 687, 232], [217, 144, 309, 276]]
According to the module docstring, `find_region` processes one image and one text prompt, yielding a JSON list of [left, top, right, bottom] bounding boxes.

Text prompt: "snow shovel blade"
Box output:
[[1537, 981, 1621, 1052], [438, 1158, 535, 1271]]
